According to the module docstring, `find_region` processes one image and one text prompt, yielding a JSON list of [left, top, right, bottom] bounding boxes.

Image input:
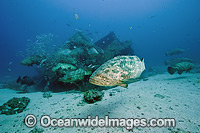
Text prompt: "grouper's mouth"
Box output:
[[89, 77, 103, 86]]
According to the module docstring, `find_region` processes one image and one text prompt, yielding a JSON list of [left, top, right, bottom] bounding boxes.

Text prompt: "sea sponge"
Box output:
[[83, 89, 104, 104]]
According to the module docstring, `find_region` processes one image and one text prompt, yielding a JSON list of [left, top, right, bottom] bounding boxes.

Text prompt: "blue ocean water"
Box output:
[[0, 0, 199, 79]]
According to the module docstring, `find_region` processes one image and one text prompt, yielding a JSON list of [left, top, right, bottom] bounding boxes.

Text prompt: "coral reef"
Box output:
[[95, 32, 134, 63], [62, 32, 102, 67], [0, 97, 30, 115], [19, 31, 134, 91], [83, 89, 104, 104], [67, 31, 94, 48]]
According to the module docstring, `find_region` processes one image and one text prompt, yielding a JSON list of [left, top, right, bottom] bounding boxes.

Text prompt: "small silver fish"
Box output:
[[74, 13, 79, 20], [8, 61, 13, 65]]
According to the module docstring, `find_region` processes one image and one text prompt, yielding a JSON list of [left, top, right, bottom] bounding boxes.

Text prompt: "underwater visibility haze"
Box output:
[[0, 0, 200, 132]]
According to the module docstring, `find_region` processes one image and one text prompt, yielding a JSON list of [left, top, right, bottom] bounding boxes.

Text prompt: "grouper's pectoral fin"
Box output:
[[178, 70, 183, 74], [124, 78, 140, 83], [117, 81, 128, 88]]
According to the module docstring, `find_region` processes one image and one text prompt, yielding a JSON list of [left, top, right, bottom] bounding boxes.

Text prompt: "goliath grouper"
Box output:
[[165, 48, 184, 56], [89, 55, 145, 88], [167, 62, 195, 75], [16, 76, 35, 86]]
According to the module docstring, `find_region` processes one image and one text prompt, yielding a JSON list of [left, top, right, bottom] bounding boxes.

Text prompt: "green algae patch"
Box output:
[[154, 94, 165, 99]]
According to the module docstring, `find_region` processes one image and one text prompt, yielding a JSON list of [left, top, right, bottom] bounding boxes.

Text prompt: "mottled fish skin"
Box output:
[[89, 55, 145, 87], [168, 61, 195, 75], [174, 62, 194, 71]]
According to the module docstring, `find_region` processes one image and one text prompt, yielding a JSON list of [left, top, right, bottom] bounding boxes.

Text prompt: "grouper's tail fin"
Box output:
[[167, 67, 176, 75]]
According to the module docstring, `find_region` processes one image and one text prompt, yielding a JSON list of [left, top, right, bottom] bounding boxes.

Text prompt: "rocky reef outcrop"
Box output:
[[19, 31, 134, 92], [95, 31, 134, 63]]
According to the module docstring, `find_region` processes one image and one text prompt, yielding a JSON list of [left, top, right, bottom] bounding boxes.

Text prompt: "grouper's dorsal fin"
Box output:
[[117, 81, 128, 88]]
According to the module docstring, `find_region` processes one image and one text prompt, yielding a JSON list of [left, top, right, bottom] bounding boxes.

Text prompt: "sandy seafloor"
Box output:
[[0, 69, 200, 132]]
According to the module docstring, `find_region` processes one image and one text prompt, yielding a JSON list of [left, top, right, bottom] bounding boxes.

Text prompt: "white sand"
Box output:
[[0, 72, 200, 132]]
